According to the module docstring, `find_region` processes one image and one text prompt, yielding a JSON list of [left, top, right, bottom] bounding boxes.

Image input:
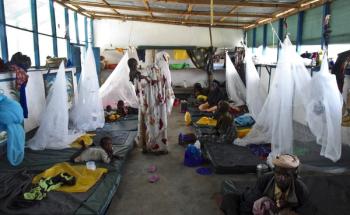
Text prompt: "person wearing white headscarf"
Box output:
[[131, 51, 174, 154]]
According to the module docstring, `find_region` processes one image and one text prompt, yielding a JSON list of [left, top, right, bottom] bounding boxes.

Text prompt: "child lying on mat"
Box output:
[[71, 137, 122, 164]]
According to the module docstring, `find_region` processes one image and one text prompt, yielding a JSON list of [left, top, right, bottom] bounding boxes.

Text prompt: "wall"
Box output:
[[94, 19, 243, 50]]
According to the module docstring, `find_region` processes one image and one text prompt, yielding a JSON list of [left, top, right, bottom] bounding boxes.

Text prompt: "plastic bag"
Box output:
[[184, 144, 203, 167]]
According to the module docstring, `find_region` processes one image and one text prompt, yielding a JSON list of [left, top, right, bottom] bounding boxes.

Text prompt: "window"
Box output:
[[330, 0, 350, 44], [302, 6, 322, 45], [4, 0, 32, 30], [39, 34, 54, 66], [87, 18, 92, 43], [37, 0, 52, 35], [255, 26, 264, 47], [6, 26, 34, 64], [57, 38, 67, 58], [78, 14, 85, 44], [54, 2, 66, 38], [328, 44, 350, 61], [266, 21, 279, 47], [69, 10, 77, 43]]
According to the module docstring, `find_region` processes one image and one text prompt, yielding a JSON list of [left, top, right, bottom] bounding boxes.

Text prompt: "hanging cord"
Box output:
[[128, 21, 134, 48], [269, 22, 283, 47], [210, 0, 214, 26]]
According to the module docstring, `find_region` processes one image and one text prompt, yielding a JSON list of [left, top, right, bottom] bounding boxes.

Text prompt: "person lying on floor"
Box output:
[[199, 80, 225, 112], [220, 154, 314, 215], [71, 137, 122, 164], [213, 100, 236, 144]]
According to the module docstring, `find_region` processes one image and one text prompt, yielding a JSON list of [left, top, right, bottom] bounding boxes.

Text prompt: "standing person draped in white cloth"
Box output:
[[129, 52, 174, 154]]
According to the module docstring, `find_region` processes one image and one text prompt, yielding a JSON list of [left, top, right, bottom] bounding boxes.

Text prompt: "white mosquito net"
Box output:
[[71, 47, 105, 131], [235, 37, 312, 159], [245, 48, 265, 119], [155, 51, 175, 114], [225, 52, 246, 106], [99, 52, 139, 108], [28, 63, 81, 150], [306, 53, 343, 162]]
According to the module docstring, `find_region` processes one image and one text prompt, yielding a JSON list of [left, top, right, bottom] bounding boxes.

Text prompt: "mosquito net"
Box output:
[[245, 48, 265, 119], [235, 37, 344, 163], [225, 53, 246, 106], [28, 63, 81, 150], [306, 53, 343, 162], [235, 37, 311, 158], [70, 47, 105, 131], [155, 51, 175, 114], [99, 52, 139, 108]]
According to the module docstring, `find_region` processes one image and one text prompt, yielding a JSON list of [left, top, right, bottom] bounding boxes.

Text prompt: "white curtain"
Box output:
[[71, 47, 105, 131], [28, 63, 80, 150], [99, 52, 139, 108], [245, 48, 265, 119], [225, 53, 246, 106], [306, 54, 343, 162]]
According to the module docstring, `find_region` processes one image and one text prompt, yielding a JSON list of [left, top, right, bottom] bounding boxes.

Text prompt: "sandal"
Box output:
[[148, 174, 160, 183]]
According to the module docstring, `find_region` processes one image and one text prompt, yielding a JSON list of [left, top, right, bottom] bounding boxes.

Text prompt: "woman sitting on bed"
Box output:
[[198, 80, 225, 112], [214, 100, 236, 144]]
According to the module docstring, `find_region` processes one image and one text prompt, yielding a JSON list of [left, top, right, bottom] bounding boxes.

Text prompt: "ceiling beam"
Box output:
[[101, 0, 120, 15], [55, 0, 93, 17], [67, 1, 273, 18], [143, 0, 154, 18], [185, 4, 193, 21], [156, 0, 297, 8], [244, 0, 332, 30], [94, 15, 242, 29], [219, 6, 239, 22], [92, 11, 252, 25]]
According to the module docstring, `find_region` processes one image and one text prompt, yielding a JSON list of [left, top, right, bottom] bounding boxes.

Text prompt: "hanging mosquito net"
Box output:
[[70, 47, 105, 132], [99, 52, 139, 109], [235, 37, 311, 158], [155, 51, 175, 114], [235, 36, 344, 163], [28, 63, 81, 150], [225, 52, 246, 106], [306, 53, 343, 162], [245, 48, 265, 119]]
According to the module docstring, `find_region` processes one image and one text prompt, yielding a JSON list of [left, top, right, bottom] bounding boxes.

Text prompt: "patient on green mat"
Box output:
[[214, 100, 236, 144], [71, 137, 122, 164], [116, 100, 128, 117]]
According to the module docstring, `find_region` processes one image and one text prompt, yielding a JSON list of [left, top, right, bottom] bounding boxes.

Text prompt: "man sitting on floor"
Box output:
[[220, 154, 315, 215]]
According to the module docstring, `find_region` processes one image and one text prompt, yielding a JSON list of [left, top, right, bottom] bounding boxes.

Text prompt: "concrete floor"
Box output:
[[106, 106, 255, 215]]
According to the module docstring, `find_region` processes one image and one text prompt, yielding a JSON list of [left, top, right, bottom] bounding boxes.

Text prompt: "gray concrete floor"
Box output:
[[106, 106, 255, 215]]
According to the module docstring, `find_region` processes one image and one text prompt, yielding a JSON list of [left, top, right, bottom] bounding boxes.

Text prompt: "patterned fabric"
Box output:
[[11, 65, 28, 90], [187, 48, 214, 70], [136, 65, 174, 153]]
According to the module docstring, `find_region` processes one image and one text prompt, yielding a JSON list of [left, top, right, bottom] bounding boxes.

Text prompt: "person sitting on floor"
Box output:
[[220, 154, 314, 215], [116, 100, 128, 117], [199, 80, 225, 112], [214, 100, 236, 144], [71, 137, 122, 164]]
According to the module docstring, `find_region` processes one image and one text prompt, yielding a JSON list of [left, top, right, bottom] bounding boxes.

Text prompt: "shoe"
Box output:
[[147, 164, 157, 173], [148, 174, 160, 183]]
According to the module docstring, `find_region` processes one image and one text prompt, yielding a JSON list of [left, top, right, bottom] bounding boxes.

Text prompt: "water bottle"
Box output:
[[183, 80, 187, 88]]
